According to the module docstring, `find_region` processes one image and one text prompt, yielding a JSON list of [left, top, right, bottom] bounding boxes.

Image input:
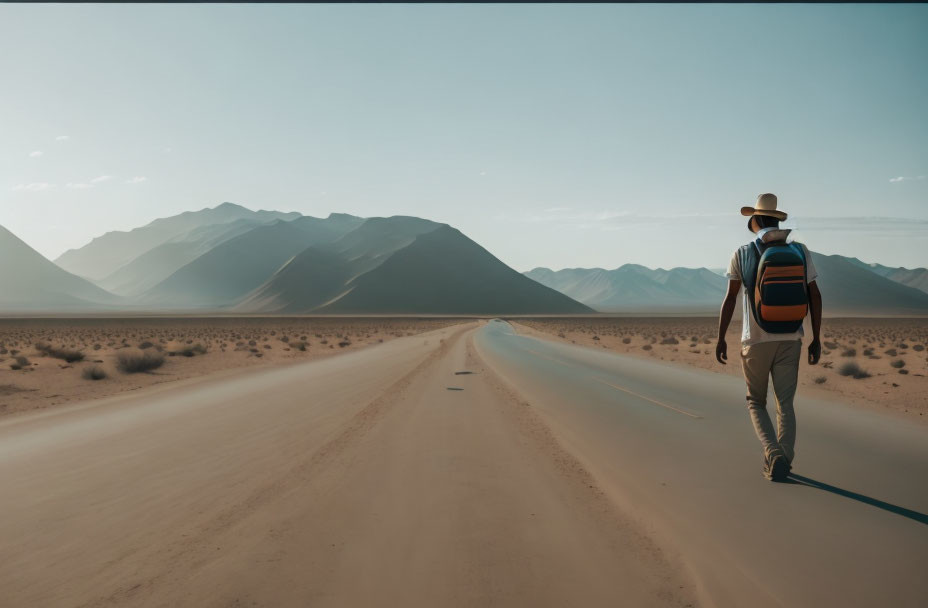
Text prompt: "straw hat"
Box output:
[[741, 193, 787, 221]]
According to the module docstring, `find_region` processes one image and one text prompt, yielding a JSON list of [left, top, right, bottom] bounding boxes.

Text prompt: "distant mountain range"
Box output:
[[55, 202, 300, 281], [526, 252, 928, 315], [0, 225, 119, 312], [1, 204, 590, 315], [2, 203, 926, 315]]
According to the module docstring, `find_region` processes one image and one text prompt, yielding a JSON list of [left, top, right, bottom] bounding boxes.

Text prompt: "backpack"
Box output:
[[737, 238, 809, 333]]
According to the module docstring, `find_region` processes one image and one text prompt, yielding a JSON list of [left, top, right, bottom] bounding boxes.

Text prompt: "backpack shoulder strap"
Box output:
[[738, 242, 759, 290], [787, 241, 808, 281]]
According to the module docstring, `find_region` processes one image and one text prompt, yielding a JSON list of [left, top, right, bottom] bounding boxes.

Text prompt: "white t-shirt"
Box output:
[[726, 228, 818, 346]]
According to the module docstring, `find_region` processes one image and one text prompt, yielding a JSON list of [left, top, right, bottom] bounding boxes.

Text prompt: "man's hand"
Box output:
[[808, 338, 821, 365], [716, 338, 728, 364], [717, 280, 740, 366]]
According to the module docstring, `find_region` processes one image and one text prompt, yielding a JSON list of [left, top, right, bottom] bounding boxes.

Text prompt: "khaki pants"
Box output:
[[740, 339, 801, 463]]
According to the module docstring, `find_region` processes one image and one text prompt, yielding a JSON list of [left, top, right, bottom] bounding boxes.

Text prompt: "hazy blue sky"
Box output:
[[1, 4, 926, 271]]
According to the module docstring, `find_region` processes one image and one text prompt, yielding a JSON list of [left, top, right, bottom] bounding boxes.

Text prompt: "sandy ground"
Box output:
[[0, 321, 695, 608], [510, 317, 928, 422], [0, 317, 461, 417]]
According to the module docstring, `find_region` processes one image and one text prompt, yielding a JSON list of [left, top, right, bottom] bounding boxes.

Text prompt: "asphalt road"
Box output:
[[475, 319, 928, 608]]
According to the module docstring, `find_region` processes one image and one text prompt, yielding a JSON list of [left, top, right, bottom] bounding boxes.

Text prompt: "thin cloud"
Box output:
[[55, 135, 70, 141], [125, 176, 148, 184], [66, 182, 94, 189], [889, 175, 926, 183], [11, 182, 54, 191], [90, 175, 113, 184], [29, 150, 43, 158]]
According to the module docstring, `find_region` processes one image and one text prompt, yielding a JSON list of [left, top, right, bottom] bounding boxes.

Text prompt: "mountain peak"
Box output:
[[211, 201, 250, 213]]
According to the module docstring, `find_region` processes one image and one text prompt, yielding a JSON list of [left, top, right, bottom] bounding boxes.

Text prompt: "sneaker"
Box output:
[[768, 453, 791, 482]]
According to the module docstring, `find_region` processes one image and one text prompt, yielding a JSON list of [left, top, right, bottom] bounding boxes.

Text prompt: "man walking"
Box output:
[[716, 193, 823, 481]]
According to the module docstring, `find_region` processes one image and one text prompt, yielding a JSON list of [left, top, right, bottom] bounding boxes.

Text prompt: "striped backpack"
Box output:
[[737, 238, 809, 333]]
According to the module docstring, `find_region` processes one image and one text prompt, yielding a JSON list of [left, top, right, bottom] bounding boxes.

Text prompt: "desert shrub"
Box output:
[[661, 337, 679, 345], [10, 355, 29, 370], [898, 343, 909, 349], [863, 348, 874, 356], [592, 335, 600, 341], [642, 344, 652, 351], [841, 348, 856, 357], [890, 359, 905, 369], [35, 342, 85, 362], [170, 343, 207, 357], [622, 337, 631, 344], [837, 362, 871, 379], [824, 341, 839, 350], [138, 341, 154, 349], [899, 369, 909, 375], [116, 350, 165, 373], [814, 376, 827, 384], [292, 341, 307, 351], [338, 340, 351, 348], [885, 348, 898, 356], [82, 365, 107, 381], [914, 344, 925, 352]]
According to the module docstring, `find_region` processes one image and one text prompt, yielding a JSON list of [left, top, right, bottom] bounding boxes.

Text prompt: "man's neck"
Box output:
[[755, 226, 792, 243]]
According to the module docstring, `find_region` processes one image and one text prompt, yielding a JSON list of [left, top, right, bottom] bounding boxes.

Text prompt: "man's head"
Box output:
[[741, 193, 787, 233], [748, 214, 780, 233]]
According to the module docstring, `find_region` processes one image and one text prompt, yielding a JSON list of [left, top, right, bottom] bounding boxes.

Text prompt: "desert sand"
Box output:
[[0, 317, 461, 417], [511, 317, 928, 422]]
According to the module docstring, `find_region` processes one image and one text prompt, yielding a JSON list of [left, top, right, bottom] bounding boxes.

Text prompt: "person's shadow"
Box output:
[[784, 473, 928, 526]]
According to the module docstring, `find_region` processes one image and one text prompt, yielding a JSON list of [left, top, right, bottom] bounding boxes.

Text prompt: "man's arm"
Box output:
[[716, 279, 741, 364], [807, 280, 822, 365]]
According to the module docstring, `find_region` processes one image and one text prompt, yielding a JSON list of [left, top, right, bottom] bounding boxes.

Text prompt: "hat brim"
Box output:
[[740, 206, 787, 221]]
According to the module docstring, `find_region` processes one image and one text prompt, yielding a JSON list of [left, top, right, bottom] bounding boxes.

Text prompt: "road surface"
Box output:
[[1, 320, 925, 607], [475, 319, 928, 607]]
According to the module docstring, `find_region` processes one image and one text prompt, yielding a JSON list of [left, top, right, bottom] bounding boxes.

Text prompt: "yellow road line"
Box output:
[[595, 378, 703, 419]]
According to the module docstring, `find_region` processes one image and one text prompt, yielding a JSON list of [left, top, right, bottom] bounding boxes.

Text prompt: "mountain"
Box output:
[[808, 254, 928, 315], [844, 258, 928, 295], [140, 214, 364, 309], [238, 220, 592, 314], [525, 265, 725, 312], [527, 252, 928, 315], [96, 218, 276, 296], [54, 202, 301, 281], [237, 216, 444, 312], [320, 225, 594, 314], [0, 225, 118, 312]]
